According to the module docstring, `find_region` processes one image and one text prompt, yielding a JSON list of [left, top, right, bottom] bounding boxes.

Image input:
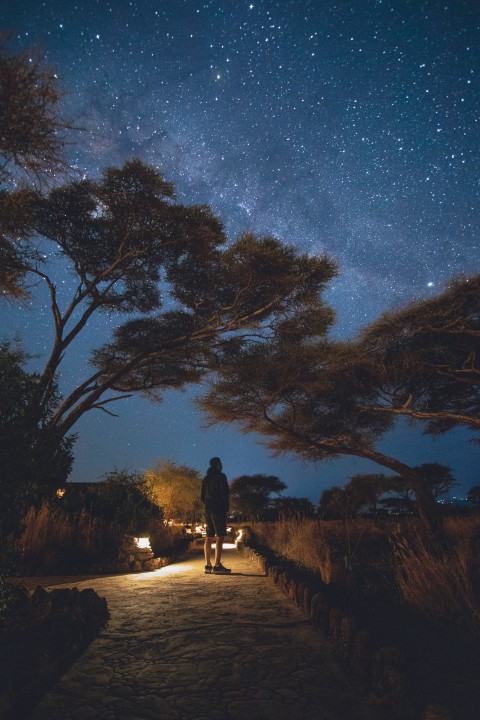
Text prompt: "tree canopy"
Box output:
[[357, 275, 480, 434], [0, 43, 72, 300], [199, 334, 443, 532], [144, 460, 203, 523], [229, 474, 287, 520], [2, 158, 336, 492], [0, 44, 69, 184]]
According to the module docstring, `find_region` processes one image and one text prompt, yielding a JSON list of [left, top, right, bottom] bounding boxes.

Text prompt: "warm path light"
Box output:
[[135, 537, 151, 550]]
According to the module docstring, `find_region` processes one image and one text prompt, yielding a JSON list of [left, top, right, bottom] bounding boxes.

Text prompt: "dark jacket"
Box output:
[[201, 467, 229, 512]]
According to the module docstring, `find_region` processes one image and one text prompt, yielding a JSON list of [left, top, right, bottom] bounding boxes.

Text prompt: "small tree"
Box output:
[[467, 486, 480, 507], [318, 486, 363, 521], [380, 475, 416, 515], [229, 474, 287, 520], [379, 465, 456, 515], [345, 473, 392, 516], [144, 460, 203, 523], [273, 497, 315, 520], [87, 468, 161, 533], [414, 464, 457, 501]]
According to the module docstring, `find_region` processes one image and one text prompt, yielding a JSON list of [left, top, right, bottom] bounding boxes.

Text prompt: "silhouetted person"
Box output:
[[201, 457, 231, 574]]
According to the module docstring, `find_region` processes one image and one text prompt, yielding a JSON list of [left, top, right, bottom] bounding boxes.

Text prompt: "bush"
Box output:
[[59, 470, 162, 534]]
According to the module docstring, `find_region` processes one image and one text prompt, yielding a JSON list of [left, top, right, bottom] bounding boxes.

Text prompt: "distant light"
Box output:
[[236, 529, 244, 544]]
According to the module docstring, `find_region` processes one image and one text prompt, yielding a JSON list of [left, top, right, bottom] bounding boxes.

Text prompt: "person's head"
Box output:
[[209, 456, 222, 470]]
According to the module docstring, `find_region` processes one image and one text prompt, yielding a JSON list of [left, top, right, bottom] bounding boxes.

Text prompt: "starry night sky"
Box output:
[[1, 0, 479, 500]]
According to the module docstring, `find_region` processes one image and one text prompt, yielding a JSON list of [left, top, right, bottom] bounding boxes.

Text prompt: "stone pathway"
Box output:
[[30, 543, 382, 720]]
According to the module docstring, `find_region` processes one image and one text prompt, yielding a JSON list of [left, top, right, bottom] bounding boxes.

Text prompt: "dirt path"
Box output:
[[29, 543, 383, 720]]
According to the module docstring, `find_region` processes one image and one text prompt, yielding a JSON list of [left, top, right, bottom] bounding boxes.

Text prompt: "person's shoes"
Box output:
[[212, 563, 231, 574], [204, 564, 213, 574]]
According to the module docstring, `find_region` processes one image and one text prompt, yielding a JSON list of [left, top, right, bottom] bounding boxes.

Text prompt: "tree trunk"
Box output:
[[342, 444, 443, 539]]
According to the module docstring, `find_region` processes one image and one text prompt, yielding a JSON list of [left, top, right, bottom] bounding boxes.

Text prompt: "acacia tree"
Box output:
[[318, 486, 362, 521], [346, 473, 392, 516], [356, 275, 480, 434], [0, 44, 71, 299], [380, 475, 416, 514], [199, 336, 443, 534], [229, 474, 287, 520], [144, 460, 203, 523], [272, 497, 315, 520], [378, 464, 456, 515], [467, 486, 480, 507], [2, 159, 336, 493]]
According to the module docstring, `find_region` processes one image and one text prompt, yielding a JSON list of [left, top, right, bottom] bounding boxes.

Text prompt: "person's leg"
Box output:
[[214, 535, 224, 566], [204, 509, 215, 572], [204, 536, 213, 566], [211, 512, 231, 572]]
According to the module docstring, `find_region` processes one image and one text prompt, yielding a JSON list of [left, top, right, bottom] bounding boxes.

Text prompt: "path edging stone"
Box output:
[[237, 530, 453, 720]]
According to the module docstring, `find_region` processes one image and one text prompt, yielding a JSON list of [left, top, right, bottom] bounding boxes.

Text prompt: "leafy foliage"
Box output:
[[144, 460, 203, 523], [64, 469, 161, 534], [229, 474, 286, 520], [0, 43, 69, 184], [2, 159, 336, 491], [467, 486, 480, 507], [358, 274, 480, 434], [0, 43, 72, 300], [272, 496, 316, 520], [199, 335, 441, 532], [0, 343, 75, 530]]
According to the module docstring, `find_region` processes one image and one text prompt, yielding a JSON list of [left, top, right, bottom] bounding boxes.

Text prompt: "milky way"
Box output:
[[1, 1, 479, 498]]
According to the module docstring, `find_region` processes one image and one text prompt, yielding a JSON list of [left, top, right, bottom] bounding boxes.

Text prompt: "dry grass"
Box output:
[[17, 503, 186, 575], [18, 503, 120, 574], [392, 516, 480, 634], [251, 518, 388, 583], [250, 515, 480, 633]]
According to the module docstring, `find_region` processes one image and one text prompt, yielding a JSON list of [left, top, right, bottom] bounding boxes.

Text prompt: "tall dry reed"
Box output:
[[251, 518, 388, 585], [392, 517, 480, 635], [19, 503, 120, 574]]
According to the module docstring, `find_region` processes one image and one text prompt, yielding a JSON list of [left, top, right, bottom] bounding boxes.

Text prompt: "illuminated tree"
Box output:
[[144, 460, 203, 523]]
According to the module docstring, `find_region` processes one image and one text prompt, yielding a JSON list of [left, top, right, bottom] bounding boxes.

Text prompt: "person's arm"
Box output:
[[223, 474, 229, 512]]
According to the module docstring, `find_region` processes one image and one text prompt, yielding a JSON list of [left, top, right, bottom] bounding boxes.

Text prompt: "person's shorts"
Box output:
[[205, 507, 227, 538]]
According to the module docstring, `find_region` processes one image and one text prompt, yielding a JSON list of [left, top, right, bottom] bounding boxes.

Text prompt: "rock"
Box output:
[[423, 705, 454, 720], [352, 630, 372, 680], [143, 559, 161, 571]]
